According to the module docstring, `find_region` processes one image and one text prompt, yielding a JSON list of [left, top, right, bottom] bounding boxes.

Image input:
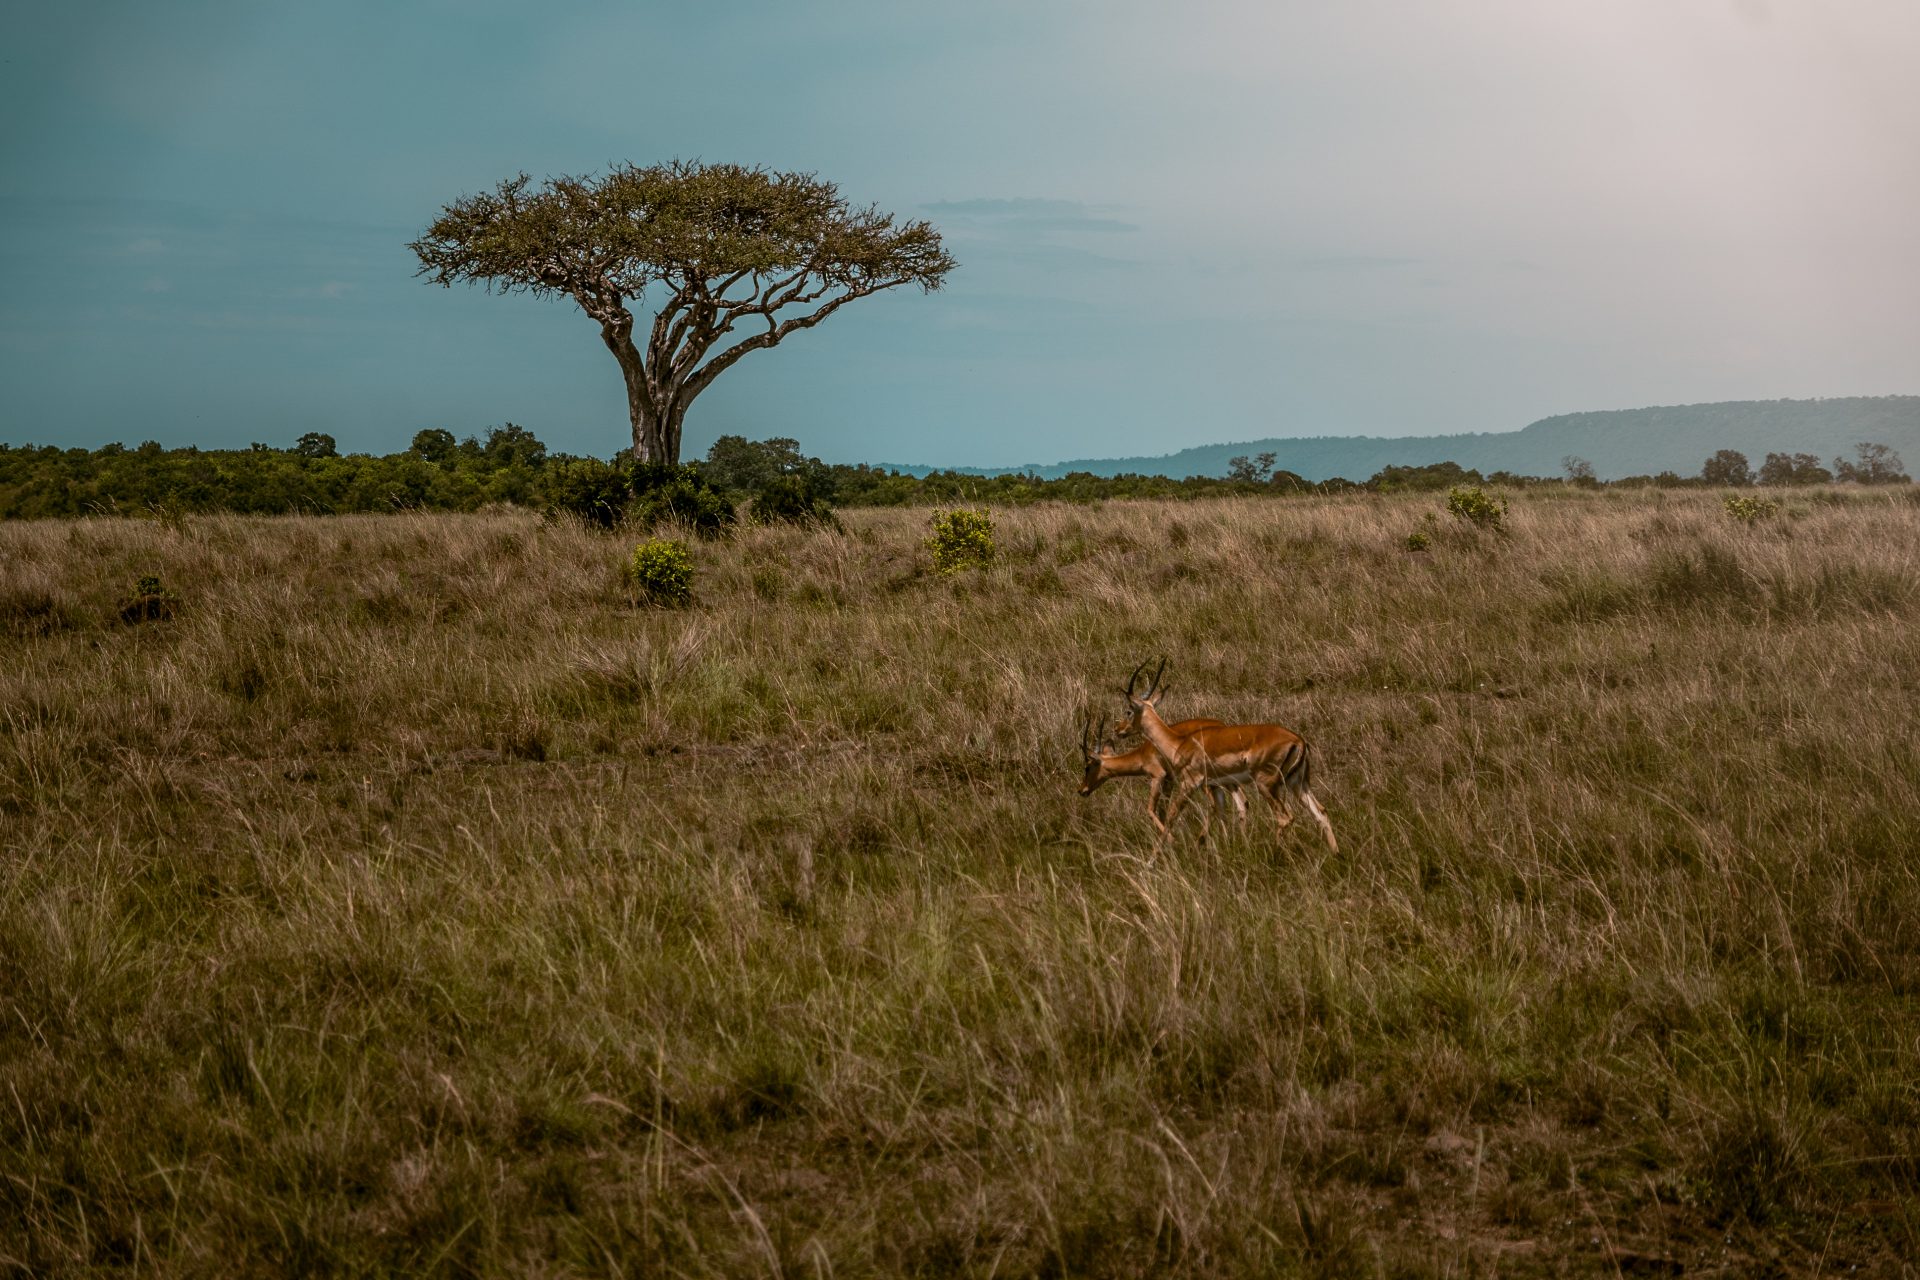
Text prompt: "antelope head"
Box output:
[[1119, 657, 1169, 737], [1078, 715, 1113, 795]]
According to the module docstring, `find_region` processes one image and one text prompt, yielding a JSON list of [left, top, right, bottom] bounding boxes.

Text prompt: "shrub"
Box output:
[[119, 573, 177, 624], [748, 474, 840, 529], [1403, 530, 1431, 553], [1723, 494, 1778, 524], [630, 465, 735, 539], [1445, 486, 1508, 531], [927, 508, 995, 574], [546, 458, 634, 530], [627, 539, 695, 606]]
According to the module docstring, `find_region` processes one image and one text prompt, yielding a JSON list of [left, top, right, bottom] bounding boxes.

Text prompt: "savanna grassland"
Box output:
[[3, 490, 1919, 1277]]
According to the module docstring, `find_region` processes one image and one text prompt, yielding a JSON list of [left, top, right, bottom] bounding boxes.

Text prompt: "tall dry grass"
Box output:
[[3, 488, 1918, 1276]]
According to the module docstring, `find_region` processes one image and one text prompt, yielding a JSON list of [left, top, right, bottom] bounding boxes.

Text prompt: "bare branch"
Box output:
[[684, 279, 902, 401]]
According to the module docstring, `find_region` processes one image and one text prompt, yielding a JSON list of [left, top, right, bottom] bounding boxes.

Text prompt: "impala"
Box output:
[[1079, 715, 1248, 826], [1119, 659, 1338, 851]]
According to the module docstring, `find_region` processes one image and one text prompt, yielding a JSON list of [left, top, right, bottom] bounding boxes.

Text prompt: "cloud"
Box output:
[[924, 197, 1137, 233]]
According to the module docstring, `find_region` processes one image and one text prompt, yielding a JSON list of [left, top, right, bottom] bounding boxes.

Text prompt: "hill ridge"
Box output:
[[884, 395, 1920, 481]]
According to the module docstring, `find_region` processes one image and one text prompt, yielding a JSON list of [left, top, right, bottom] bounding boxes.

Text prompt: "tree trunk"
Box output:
[[631, 399, 687, 467], [605, 320, 697, 466], [604, 329, 675, 466]]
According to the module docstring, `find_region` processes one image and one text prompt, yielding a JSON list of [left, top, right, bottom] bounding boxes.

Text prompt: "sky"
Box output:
[[2, 0, 1916, 468]]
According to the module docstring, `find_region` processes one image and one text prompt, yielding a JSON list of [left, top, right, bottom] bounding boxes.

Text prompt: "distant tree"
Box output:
[[1700, 449, 1752, 487], [1369, 461, 1482, 493], [482, 423, 547, 470], [704, 435, 808, 496], [1562, 455, 1596, 485], [1833, 441, 1909, 485], [1226, 453, 1274, 484], [1757, 451, 1832, 486], [411, 428, 457, 463], [410, 161, 956, 465], [295, 432, 338, 459]]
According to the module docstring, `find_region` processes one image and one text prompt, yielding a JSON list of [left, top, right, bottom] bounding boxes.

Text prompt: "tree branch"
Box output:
[[683, 281, 898, 402]]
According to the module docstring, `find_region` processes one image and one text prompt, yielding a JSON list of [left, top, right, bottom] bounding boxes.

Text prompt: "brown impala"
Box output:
[[1119, 659, 1338, 851], [1079, 715, 1248, 827]]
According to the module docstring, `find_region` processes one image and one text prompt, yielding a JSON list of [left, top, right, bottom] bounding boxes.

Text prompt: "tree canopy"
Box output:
[[409, 162, 956, 465], [1757, 451, 1832, 486], [1700, 449, 1753, 487], [1834, 441, 1909, 485]]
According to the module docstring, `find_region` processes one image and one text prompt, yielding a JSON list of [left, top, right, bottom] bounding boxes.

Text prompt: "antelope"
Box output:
[[1079, 715, 1249, 826], [1120, 659, 1338, 851]]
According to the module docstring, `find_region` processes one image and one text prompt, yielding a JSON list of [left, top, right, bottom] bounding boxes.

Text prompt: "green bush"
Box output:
[[1404, 530, 1431, 553], [627, 539, 694, 606], [1445, 486, 1509, 530], [1723, 494, 1779, 524], [927, 508, 996, 574], [546, 458, 634, 530], [630, 465, 735, 539], [748, 474, 840, 529]]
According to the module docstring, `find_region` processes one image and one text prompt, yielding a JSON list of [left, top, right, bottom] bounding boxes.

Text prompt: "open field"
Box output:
[[4, 489, 1919, 1277]]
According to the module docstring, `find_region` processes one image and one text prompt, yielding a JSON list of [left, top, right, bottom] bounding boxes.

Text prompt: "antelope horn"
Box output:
[[1124, 659, 1151, 700], [1080, 716, 1095, 760], [1146, 657, 1168, 698]]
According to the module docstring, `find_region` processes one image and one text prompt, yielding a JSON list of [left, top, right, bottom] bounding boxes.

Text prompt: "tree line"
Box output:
[[1697, 443, 1909, 487], [0, 431, 1906, 523]]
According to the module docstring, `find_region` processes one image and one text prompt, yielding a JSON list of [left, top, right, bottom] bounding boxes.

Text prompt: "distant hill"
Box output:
[[900, 396, 1920, 481]]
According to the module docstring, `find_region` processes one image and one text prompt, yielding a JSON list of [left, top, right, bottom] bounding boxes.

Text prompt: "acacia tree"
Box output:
[[1833, 441, 1909, 485], [1700, 449, 1753, 487], [409, 162, 955, 465], [1757, 451, 1832, 486]]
